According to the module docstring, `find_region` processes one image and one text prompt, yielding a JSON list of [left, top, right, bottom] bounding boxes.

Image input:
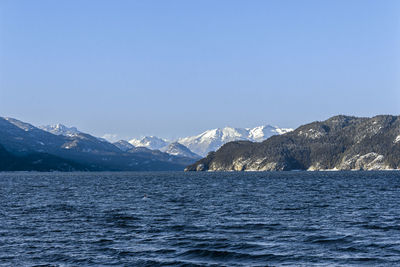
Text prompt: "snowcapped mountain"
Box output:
[[125, 125, 292, 157], [39, 123, 80, 137], [123, 136, 200, 158], [129, 136, 169, 150], [248, 125, 292, 142], [5, 117, 291, 169], [113, 140, 134, 152], [178, 126, 293, 156], [160, 142, 201, 159]]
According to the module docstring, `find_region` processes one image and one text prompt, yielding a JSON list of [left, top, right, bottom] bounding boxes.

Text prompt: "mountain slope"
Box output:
[[160, 142, 201, 159], [124, 125, 291, 157], [0, 144, 90, 171], [39, 124, 80, 136], [0, 117, 196, 171], [113, 140, 135, 151], [129, 136, 168, 150], [185, 115, 400, 171]]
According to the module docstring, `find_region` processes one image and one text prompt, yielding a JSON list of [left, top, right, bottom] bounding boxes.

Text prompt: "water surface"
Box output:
[[1, 171, 399, 266]]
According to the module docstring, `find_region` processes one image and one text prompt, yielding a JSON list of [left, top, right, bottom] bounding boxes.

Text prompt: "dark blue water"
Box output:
[[1, 171, 400, 266]]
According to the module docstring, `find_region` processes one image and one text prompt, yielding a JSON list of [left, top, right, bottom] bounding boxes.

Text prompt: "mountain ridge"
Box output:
[[178, 125, 292, 156], [39, 124, 80, 137], [160, 142, 201, 159], [0, 117, 196, 171], [123, 125, 292, 157]]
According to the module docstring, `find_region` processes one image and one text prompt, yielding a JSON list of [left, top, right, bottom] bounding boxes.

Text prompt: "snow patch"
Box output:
[[299, 129, 325, 139]]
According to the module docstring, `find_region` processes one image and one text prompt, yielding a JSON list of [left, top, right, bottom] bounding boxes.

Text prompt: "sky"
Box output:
[[0, 0, 399, 141]]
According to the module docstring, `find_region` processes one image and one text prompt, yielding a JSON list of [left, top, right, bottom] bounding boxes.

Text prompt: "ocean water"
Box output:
[[0, 171, 399, 266]]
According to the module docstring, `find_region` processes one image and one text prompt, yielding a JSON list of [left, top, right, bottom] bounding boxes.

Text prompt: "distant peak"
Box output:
[[129, 136, 169, 150], [39, 123, 80, 136]]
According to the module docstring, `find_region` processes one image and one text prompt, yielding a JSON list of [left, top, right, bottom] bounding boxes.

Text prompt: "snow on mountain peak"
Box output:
[[160, 142, 201, 159], [178, 125, 293, 156], [248, 125, 284, 142], [122, 124, 293, 157], [113, 140, 134, 151], [129, 136, 169, 150], [39, 124, 80, 137], [221, 127, 249, 141]]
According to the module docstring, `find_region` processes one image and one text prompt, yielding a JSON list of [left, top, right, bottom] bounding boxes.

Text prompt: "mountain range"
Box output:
[[185, 115, 400, 171], [6, 115, 397, 172], [0, 117, 290, 171], [38, 124, 81, 137], [126, 125, 292, 156], [0, 117, 196, 171], [177, 125, 292, 156], [40, 123, 291, 159]]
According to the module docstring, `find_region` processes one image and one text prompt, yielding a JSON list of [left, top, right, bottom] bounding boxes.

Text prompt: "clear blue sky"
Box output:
[[0, 0, 399, 140]]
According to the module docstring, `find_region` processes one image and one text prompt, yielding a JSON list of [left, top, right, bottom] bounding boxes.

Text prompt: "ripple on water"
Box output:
[[0, 171, 399, 266]]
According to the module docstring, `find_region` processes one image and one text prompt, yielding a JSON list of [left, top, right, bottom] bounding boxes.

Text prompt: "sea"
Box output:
[[0, 171, 399, 266]]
